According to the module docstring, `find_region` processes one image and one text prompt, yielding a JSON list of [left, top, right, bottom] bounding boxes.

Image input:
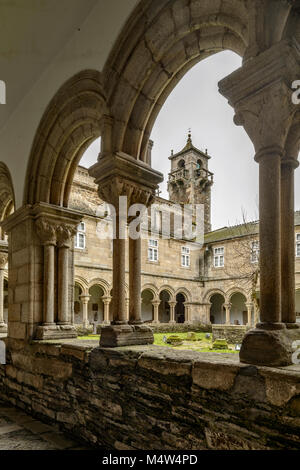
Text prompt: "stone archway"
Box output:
[[159, 290, 171, 323], [6, 70, 106, 340], [141, 289, 154, 323], [88, 285, 105, 333], [175, 292, 186, 324], [230, 292, 248, 326], [103, 0, 249, 161], [210, 293, 226, 325], [24, 70, 105, 207]]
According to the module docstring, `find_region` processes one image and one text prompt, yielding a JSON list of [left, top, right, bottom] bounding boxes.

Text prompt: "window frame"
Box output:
[[296, 233, 300, 258], [250, 240, 260, 264], [75, 222, 86, 250], [148, 239, 159, 262], [213, 246, 224, 268], [181, 246, 190, 268]]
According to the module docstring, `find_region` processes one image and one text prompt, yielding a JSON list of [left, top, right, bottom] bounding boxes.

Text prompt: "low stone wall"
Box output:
[[212, 325, 250, 344], [97, 323, 212, 335], [0, 338, 299, 450]]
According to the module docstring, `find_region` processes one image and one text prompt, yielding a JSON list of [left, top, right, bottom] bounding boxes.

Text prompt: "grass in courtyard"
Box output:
[[78, 331, 238, 353]]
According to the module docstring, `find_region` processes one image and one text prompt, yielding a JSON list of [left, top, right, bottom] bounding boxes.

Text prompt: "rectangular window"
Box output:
[[148, 239, 158, 262], [296, 233, 300, 258], [214, 247, 224, 268], [75, 222, 86, 249], [181, 246, 190, 267], [251, 240, 260, 263]]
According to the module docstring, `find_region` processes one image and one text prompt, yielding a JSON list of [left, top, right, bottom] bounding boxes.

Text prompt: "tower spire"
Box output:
[[186, 128, 192, 149]]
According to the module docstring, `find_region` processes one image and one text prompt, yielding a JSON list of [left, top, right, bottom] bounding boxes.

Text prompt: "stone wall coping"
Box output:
[[28, 340, 300, 380]]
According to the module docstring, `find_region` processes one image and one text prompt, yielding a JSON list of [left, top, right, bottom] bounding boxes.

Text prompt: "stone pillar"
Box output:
[[36, 219, 56, 327], [80, 295, 90, 328], [246, 303, 253, 327], [152, 300, 160, 323], [0, 252, 8, 333], [184, 303, 191, 323], [281, 158, 299, 328], [129, 235, 142, 324], [112, 209, 127, 325], [256, 147, 283, 327], [219, 39, 300, 366], [57, 225, 76, 325], [89, 152, 163, 347], [224, 303, 231, 325], [169, 302, 176, 324], [102, 297, 111, 324]]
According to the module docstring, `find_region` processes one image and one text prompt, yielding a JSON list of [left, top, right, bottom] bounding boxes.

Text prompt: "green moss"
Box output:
[[186, 332, 197, 341], [212, 339, 229, 350]]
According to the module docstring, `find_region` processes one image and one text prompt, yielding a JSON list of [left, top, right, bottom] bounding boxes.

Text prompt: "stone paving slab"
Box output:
[[0, 402, 90, 450]]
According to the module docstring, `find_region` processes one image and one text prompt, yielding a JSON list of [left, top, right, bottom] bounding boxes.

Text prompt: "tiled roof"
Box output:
[[205, 211, 300, 244]]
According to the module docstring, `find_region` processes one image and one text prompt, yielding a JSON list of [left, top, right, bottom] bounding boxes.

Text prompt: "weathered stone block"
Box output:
[[99, 324, 154, 347]]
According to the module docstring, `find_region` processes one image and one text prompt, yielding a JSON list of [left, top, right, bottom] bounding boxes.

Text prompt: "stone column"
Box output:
[[184, 303, 191, 323], [102, 297, 111, 324], [129, 235, 142, 324], [224, 303, 231, 325], [36, 219, 56, 326], [89, 152, 163, 347], [0, 253, 7, 332], [169, 302, 176, 324], [152, 300, 160, 323], [281, 158, 299, 327], [57, 225, 76, 325], [112, 208, 127, 325], [256, 147, 283, 327], [125, 298, 129, 322], [80, 295, 90, 328], [219, 40, 300, 366], [246, 303, 253, 327]]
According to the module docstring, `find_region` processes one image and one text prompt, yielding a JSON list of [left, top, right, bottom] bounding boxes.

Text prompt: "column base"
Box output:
[[99, 324, 154, 347], [0, 323, 7, 334], [240, 326, 300, 367], [35, 324, 78, 340]]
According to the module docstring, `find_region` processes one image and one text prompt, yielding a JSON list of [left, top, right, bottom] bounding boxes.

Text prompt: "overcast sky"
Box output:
[[80, 50, 300, 231]]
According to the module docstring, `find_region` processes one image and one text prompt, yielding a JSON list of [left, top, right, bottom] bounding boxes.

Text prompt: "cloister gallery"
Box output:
[[0, 0, 300, 450]]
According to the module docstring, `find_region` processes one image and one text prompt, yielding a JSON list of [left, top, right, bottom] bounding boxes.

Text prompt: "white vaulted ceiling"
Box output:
[[0, 0, 137, 207]]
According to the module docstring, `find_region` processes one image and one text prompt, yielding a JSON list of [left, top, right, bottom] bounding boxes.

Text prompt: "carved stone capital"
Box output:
[[56, 223, 77, 248], [0, 253, 8, 269], [36, 218, 57, 245], [89, 152, 163, 210], [219, 40, 300, 154]]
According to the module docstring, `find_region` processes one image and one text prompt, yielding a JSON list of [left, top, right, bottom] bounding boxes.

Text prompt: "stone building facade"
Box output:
[[68, 135, 300, 332]]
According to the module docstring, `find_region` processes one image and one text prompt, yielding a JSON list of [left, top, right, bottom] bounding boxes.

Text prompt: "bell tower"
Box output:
[[167, 132, 214, 233]]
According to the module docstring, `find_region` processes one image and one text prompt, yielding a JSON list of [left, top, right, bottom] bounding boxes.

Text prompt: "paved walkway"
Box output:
[[0, 402, 89, 450]]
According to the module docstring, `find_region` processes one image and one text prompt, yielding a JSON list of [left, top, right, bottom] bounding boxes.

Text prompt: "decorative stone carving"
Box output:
[[35, 218, 57, 245], [56, 223, 77, 248], [0, 253, 8, 269]]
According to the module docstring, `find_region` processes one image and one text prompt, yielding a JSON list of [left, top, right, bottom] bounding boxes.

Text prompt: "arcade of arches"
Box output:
[[0, 0, 299, 451], [0, 0, 298, 368]]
